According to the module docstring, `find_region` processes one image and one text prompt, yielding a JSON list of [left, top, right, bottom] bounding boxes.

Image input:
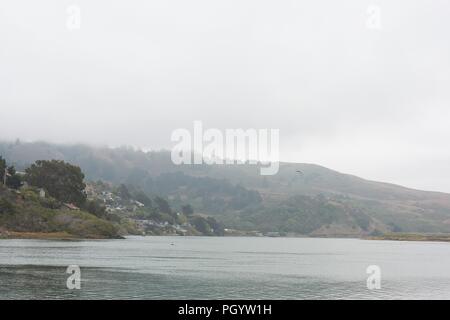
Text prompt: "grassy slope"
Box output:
[[0, 186, 121, 239]]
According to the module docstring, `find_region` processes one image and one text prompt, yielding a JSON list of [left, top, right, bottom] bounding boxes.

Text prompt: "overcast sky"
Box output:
[[1, 0, 450, 192]]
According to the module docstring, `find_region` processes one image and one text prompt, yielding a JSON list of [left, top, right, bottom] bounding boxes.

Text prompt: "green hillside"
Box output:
[[3, 141, 450, 237], [0, 185, 121, 239]]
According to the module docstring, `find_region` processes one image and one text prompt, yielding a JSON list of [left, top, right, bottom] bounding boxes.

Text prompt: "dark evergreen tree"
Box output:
[[25, 160, 86, 205]]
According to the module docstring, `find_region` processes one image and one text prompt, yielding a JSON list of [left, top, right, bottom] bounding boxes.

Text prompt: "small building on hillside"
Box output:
[[63, 203, 80, 211]]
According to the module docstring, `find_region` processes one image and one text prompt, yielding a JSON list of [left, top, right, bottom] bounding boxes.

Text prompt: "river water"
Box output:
[[1, 236, 450, 299]]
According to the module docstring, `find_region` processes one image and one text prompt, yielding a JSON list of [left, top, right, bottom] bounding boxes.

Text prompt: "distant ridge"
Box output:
[[2, 141, 450, 236]]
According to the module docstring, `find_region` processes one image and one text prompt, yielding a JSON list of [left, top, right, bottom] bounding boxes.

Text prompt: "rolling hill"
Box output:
[[2, 140, 450, 236]]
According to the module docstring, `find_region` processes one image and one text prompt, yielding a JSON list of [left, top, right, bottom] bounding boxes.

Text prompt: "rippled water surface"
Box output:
[[1, 236, 450, 299]]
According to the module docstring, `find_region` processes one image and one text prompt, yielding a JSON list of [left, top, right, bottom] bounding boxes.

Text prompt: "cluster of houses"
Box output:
[[135, 219, 192, 235], [84, 184, 145, 214], [83, 183, 197, 235]]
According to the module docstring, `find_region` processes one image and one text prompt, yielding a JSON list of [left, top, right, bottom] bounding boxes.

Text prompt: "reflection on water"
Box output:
[[1, 236, 450, 299]]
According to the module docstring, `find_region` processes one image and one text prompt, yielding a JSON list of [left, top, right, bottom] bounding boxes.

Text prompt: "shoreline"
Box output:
[[0, 231, 124, 240], [3, 231, 450, 243], [365, 233, 450, 243]]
